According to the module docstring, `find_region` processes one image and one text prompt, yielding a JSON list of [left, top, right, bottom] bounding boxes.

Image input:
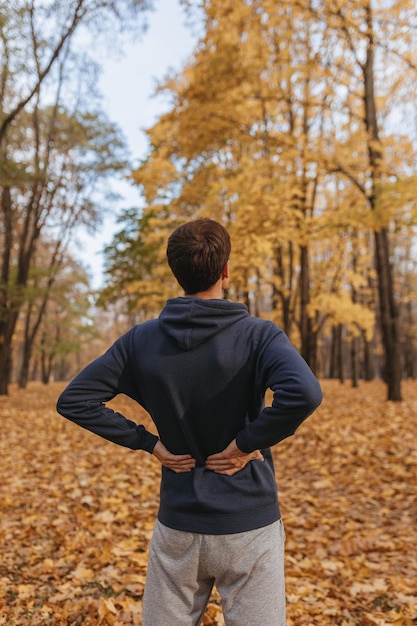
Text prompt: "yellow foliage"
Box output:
[[119, 0, 417, 347], [312, 292, 375, 340]]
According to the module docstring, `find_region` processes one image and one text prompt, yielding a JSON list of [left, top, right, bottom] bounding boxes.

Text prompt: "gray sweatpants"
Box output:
[[142, 518, 286, 626]]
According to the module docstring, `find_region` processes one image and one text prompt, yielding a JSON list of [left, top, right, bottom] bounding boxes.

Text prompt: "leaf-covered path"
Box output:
[[0, 380, 416, 625]]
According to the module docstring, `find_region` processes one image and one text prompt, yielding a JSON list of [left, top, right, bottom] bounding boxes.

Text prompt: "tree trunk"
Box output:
[[273, 243, 294, 336], [329, 326, 337, 378], [299, 244, 317, 371], [362, 330, 373, 381], [41, 352, 53, 385], [373, 229, 402, 398], [351, 336, 359, 388], [329, 324, 344, 382], [338, 325, 344, 384], [18, 342, 31, 389], [350, 252, 359, 388], [404, 301, 416, 379], [18, 302, 34, 388], [363, 4, 402, 400], [0, 186, 13, 394]]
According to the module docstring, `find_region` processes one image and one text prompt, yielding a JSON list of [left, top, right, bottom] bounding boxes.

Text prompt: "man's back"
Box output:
[[84, 295, 322, 534]]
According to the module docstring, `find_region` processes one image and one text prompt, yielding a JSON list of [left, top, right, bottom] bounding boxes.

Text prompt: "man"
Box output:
[[57, 218, 322, 625]]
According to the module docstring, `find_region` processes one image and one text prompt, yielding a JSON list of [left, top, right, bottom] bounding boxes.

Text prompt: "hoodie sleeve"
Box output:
[[235, 328, 322, 453], [56, 331, 159, 453]]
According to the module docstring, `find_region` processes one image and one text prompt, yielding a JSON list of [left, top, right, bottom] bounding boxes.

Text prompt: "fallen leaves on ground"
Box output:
[[0, 380, 416, 625]]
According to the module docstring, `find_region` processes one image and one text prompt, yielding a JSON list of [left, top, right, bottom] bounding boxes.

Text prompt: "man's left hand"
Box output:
[[205, 439, 263, 476]]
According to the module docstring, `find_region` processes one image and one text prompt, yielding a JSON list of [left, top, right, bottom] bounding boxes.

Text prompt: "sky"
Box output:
[[78, 0, 199, 288]]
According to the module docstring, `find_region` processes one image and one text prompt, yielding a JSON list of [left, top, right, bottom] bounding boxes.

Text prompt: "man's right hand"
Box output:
[[152, 440, 196, 473]]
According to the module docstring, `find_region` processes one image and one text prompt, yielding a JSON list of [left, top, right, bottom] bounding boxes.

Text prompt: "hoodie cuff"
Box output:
[[137, 430, 159, 454], [235, 431, 255, 454]]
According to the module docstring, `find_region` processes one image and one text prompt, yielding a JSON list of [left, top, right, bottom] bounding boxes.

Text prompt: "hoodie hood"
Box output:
[[159, 297, 249, 350]]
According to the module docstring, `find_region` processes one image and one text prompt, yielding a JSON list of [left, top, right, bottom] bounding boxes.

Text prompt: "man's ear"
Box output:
[[221, 261, 230, 290]]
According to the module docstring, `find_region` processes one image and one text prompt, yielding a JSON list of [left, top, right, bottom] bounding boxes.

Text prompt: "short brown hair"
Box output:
[[167, 219, 231, 294]]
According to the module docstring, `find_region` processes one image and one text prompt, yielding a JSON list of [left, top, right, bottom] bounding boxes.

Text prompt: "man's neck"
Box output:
[[187, 279, 223, 300]]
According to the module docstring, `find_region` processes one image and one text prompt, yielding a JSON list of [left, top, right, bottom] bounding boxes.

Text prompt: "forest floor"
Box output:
[[0, 380, 416, 625]]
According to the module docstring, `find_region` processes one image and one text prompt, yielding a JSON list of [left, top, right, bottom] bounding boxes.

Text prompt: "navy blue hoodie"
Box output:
[[57, 297, 322, 534]]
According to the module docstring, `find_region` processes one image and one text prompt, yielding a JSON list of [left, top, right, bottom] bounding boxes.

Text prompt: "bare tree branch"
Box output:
[[0, 0, 86, 143]]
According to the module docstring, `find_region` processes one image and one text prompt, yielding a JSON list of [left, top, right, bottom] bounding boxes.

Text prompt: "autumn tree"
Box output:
[[306, 0, 417, 398], [0, 0, 151, 394], [14, 254, 97, 385], [0, 99, 127, 393], [102, 0, 417, 397], [129, 0, 379, 364], [100, 206, 180, 318], [16, 237, 95, 388]]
